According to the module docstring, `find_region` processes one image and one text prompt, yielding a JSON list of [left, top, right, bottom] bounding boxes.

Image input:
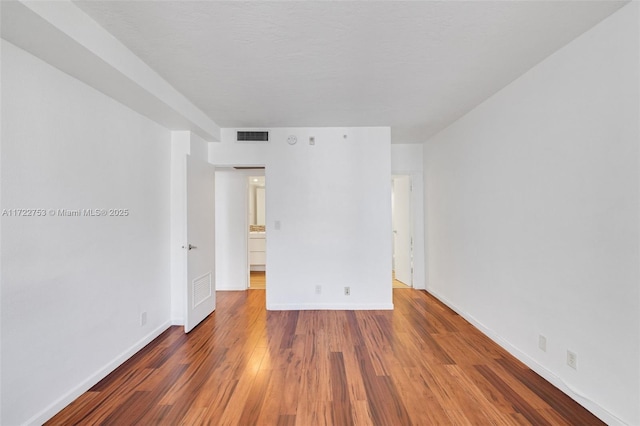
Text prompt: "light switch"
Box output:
[[274, 220, 281, 230]]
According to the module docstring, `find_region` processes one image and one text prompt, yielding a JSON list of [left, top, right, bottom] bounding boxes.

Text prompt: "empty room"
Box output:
[[1, 1, 638, 425]]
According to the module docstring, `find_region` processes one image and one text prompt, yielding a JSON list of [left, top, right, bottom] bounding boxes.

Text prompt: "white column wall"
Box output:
[[211, 127, 393, 310]]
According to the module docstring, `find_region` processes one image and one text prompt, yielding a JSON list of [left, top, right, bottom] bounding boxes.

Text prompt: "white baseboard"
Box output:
[[171, 317, 184, 326], [267, 303, 394, 311], [425, 288, 626, 426], [27, 321, 171, 426]]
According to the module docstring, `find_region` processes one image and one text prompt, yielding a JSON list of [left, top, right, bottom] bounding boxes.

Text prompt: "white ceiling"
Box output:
[[74, 1, 625, 144]]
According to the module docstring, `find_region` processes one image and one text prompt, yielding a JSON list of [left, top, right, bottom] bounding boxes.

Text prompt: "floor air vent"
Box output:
[[237, 131, 269, 142]]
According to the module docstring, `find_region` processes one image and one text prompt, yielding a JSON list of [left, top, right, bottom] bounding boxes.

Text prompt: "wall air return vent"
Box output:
[[237, 131, 269, 142]]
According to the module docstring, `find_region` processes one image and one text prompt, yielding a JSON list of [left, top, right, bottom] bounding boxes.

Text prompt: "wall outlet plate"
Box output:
[[567, 350, 577, 369], [538, 335, 547, 352]]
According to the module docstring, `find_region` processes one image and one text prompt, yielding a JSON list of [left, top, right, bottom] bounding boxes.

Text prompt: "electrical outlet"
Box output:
[[309, 136, 315, 145], [344, 286, 350, 296], [567, 350, 577, 369], [140, 312, 147, 326], [538, 335, 547, 352], [315, 285, 322, 295]]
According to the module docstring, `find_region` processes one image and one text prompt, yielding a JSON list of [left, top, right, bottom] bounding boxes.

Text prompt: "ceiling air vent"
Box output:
[[237, 131, 269, 142]]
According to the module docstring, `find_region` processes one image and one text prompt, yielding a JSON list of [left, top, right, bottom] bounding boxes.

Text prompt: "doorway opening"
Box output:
[[214, 166, 265, 293], [392, 175, 413, 288], [248, 175, 266, 289]]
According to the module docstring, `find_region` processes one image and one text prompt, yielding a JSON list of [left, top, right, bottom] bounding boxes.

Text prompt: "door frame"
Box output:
[[246, 172, 266, 289], [212, 167, 260, 291], [392, 174, 414, 287]]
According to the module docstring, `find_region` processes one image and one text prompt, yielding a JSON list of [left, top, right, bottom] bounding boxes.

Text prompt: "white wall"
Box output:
[[391, 144, 425, 289], [215, 169, 251, 291], [423, 4, 639, 425], [392, 143, 423, 172], [1, 41, 172, 425], [211, 127, 393, 310]]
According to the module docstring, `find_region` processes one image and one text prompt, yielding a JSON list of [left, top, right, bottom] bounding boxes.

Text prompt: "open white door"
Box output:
[[392, 176, 412, 286], [184, 154, 216, 333]]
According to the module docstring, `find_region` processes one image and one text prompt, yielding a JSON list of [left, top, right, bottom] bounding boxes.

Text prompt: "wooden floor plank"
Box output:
[[46, 289, 606, 425], [475, 364, 554, 426]]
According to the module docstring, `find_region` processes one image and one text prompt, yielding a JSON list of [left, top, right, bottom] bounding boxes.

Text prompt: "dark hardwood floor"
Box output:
[[47, 289, 604, 425]]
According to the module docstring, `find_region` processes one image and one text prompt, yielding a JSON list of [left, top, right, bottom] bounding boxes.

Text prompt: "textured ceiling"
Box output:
[[74, 1, 625, 144]]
